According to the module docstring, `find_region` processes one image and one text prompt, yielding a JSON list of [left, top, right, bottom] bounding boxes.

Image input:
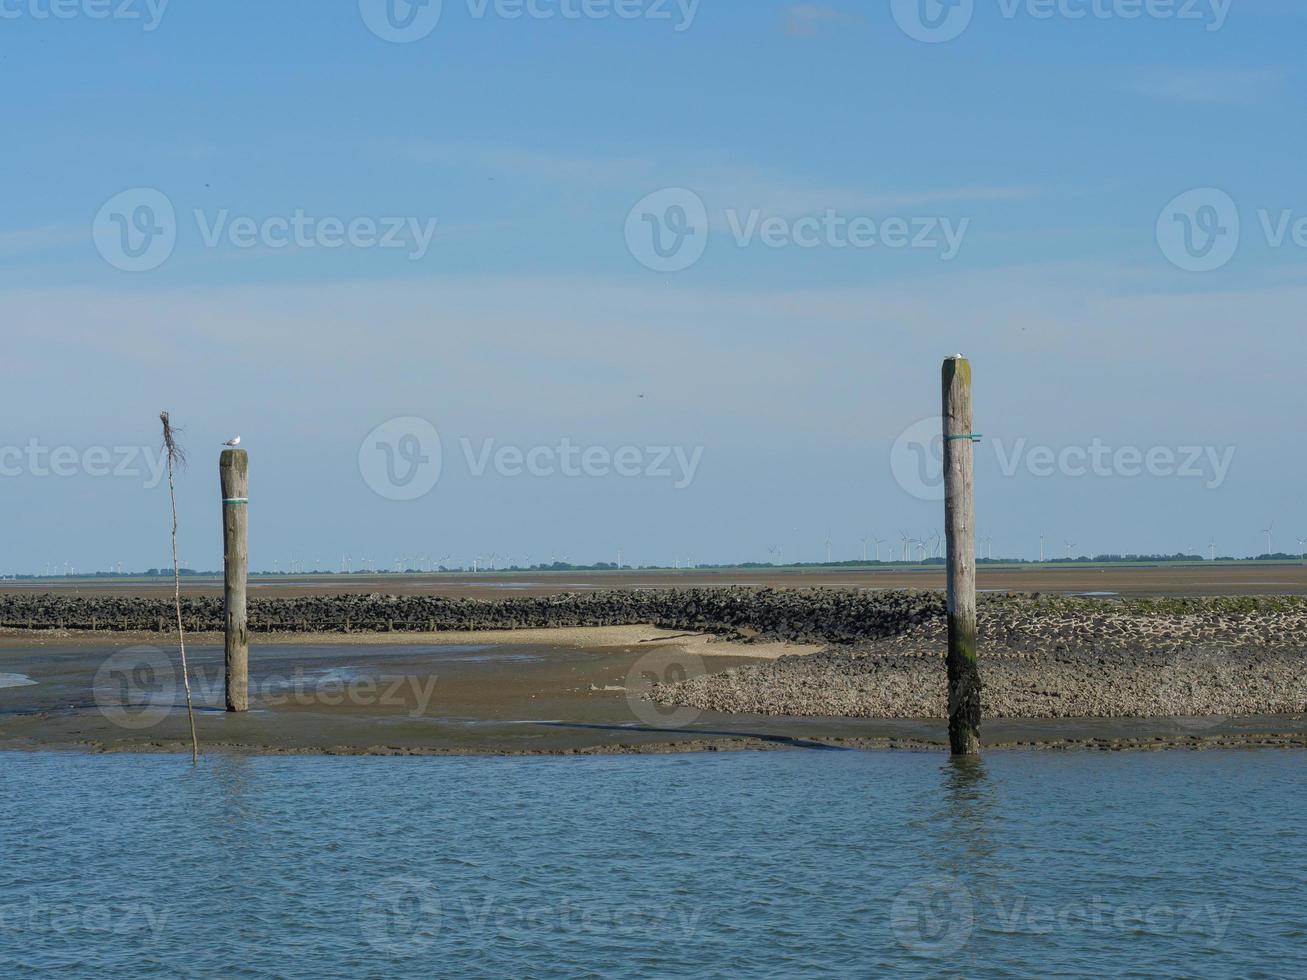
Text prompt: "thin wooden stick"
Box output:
[[160, 412, 200, 766]]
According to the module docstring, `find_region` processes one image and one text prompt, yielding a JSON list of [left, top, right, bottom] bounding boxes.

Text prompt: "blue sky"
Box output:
[[2, 0, 1306, 573]]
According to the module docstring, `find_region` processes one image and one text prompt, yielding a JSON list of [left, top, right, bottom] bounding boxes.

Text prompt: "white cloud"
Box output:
[[783, 4, 860, 38], [0, 224, 84, 258], [1128, 68, 1292, 106]]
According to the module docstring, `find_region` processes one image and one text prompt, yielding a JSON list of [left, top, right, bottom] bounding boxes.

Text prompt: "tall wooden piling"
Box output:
[[942, 355, 981, 755], [220, 449, 249, 712]]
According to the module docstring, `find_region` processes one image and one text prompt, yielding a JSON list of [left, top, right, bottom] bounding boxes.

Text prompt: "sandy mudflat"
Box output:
[[0, 625, 847, 757], [2, 593, 1306, 756], [264, 625, 821, 660]]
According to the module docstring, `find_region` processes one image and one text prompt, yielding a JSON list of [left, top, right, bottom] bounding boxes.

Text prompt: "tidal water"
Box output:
[[1, 749, 1304, 977]]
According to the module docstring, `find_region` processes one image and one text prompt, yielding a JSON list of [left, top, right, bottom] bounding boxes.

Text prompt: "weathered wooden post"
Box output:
[[220, 449, 249, 712], [942, 355, 981, 755]]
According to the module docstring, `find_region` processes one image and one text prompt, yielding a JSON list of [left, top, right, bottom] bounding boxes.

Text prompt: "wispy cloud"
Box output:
[[382, 140, 658, 183], [374, 139, 1043, 218], [694, 175, 1045, 222], [783, 4, 860, 38], [0, 224, 84, 258], [1128, 68, 1293, 106]]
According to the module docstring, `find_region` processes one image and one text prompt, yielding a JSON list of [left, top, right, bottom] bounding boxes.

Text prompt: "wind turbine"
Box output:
[[860, 535, 869, 562], [824, 531, 832, 565], [873, 536, 885, 562], [1209, 540, 1216, 563], [1064, 540, 1076, 560], [1039, 534, 1045, 563], [1262, 522, 1274, 556], [1297, 537, 1306, 562]]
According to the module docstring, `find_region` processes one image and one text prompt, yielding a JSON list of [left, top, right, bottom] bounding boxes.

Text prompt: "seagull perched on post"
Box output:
[[222, 436, 241, 447]]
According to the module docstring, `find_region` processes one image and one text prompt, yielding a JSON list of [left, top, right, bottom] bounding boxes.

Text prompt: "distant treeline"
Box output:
[[9, 554, 1306, 581]]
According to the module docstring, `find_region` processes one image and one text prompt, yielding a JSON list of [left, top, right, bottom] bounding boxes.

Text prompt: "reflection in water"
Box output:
[[936, 754, 1001, 876]]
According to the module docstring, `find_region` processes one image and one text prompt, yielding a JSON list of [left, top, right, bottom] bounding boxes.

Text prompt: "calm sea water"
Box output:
[[1, 749, 1304, 978]]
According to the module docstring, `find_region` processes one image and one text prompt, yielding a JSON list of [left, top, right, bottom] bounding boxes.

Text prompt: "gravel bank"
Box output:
[[656, 594, 1307, 720]]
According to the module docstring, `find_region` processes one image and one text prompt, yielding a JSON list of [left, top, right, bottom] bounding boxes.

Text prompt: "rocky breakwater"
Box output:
[[0, 587, 945, 640]]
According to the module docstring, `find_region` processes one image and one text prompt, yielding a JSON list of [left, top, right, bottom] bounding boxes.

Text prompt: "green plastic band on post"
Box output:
[[946, 434, 983, 442], [223, 498, 249, 505]]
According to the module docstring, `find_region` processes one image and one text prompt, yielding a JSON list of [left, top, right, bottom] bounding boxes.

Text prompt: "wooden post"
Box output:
[[220, 449, 249, 712], [942, 355, 981, 755]]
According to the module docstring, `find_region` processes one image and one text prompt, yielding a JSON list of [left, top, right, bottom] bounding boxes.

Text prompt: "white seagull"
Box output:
[[222, 436, 241, 447]]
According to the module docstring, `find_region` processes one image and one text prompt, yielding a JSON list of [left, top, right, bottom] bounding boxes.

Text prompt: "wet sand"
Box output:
[[2, 623, 1305, 756]]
